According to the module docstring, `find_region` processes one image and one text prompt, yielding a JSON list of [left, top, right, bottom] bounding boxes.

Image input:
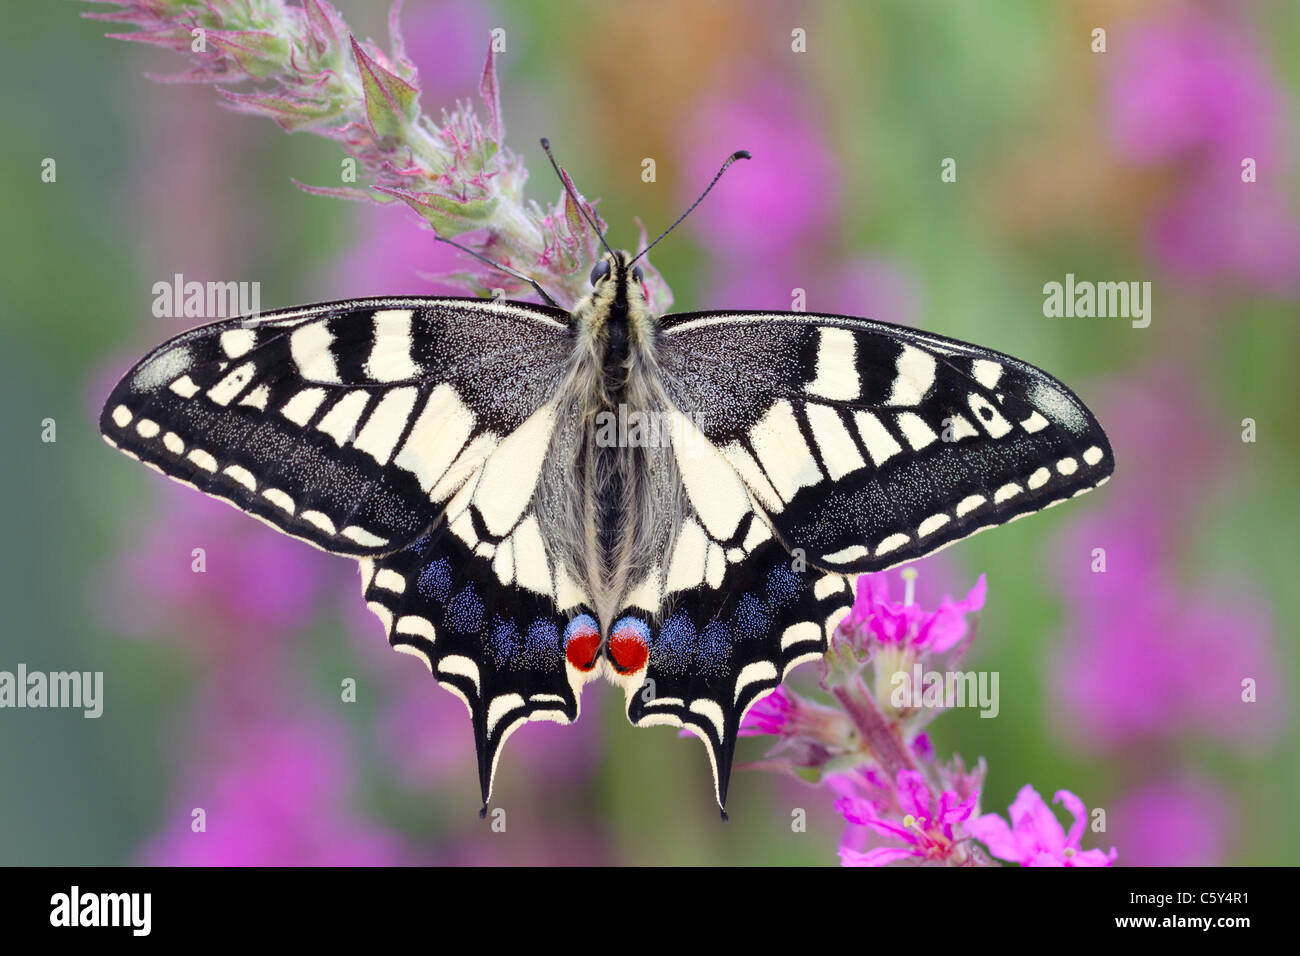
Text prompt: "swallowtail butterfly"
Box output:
[[100, 147, 1112, 817]]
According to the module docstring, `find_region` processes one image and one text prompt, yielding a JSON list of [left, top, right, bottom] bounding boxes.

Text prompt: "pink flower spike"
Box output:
[[843, 567, 986, 661]]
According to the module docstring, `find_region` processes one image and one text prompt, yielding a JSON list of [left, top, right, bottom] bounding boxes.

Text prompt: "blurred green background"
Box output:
[[1, 0, 1297, 865]]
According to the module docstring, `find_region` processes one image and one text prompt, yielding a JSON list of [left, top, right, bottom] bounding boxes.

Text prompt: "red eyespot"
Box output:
[[609, 617, 650, 674], [564, 615, 601, 672]]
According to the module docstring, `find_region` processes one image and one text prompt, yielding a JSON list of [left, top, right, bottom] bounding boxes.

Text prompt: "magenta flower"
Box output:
[[842, 568, 987, 657], [968, 785, 1116, 867], [738, 685, 848, 740], [739, 686, 798, 737], [836, 770, 979, 866]]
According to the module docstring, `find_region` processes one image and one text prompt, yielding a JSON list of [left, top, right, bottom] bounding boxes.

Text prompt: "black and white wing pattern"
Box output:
[[100, 297, 572, 556], [101, 296, 593, 808], [614, 533, 851, 815], [626, 309, 1113, 810], [656, 311, 1113, 574], [361, 520, 601, 811]]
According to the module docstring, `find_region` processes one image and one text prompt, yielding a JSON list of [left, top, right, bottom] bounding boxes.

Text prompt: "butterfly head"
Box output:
[[588, 250, 646, 299], [574, 249, 656, 352]]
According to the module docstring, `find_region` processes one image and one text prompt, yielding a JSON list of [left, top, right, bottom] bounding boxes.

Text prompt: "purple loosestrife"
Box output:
[[740, 567, 1114, 866], [967, 786, 1117, 867], [837, 770, 980, 867], [85, 0, 671, 309]]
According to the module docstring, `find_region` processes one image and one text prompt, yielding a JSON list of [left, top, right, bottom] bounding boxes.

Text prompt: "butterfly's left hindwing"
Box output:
[[362, 522, 597, 808], [100, 297, 573, 556], [655, 311, 1114, 575]]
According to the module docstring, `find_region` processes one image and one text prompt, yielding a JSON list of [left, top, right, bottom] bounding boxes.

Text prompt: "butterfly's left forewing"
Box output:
[[102, 296, 595, 806], [100, 296, 573, 556]]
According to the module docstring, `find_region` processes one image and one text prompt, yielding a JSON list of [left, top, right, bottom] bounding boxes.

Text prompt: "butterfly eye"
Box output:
[[632, 265, 645, 284], [589, 260, 611, 285]]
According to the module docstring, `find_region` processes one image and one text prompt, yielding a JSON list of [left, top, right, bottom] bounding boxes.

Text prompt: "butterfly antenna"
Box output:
[[540, 137, 617, 259], [630, 149, 751, 265], [431, 233, 560, 309]]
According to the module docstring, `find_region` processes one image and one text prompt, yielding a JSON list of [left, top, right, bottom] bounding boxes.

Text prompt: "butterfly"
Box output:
[[100, 145, 1112, 818]]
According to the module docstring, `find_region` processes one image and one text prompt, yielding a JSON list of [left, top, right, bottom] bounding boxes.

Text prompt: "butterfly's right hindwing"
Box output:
[[99, 297, 573, 556]]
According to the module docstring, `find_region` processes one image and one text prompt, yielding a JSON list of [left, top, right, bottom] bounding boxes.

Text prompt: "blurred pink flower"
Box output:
[[967, 785, 1116, 867], [99, 482, 337, 648], [1109, 12, 1284, 167], [374, 660, 601, 792], [1107, 10, 1300, 295], [140, 696, 409, 866], [679, 78, 838, 261], [345, 582, 602, 794], [1051, 371, 1283, 752], [1145, 171, 1300, 297], [828, 258, 923, 327], [1052, 559, 1280, 752], [836, 770, 979, 867], [1108, 776, 1233, 867]]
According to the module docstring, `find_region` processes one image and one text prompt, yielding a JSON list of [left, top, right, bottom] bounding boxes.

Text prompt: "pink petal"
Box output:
[[862, 818, 920, 846], [966, 812, 1020, 861], [962, 574, 988, 612], [895, 770, 931, 821], [1009, 784, 1067, 855], [1053, 789, 1089, 847], [833, 794, 879, 827], [1025, 850, 1067, 867], [840, 846, 918, 867], [1068, 847, 1118, 867], [940, 789, 980, 826]]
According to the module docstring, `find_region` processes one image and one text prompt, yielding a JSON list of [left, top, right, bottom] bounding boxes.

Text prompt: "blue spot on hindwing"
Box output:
[[486, 616, 520, 668], [652, 611, 695, 675], [695, 621, 731, 677], [564, 614, 600, 643], [611, 616, 651, 642], [417, 558, 453, 603], [445, 585, 484, 634], [765, 564, 801, 609], [524, 618, 562, 668], [732, 592, 771, 640]]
